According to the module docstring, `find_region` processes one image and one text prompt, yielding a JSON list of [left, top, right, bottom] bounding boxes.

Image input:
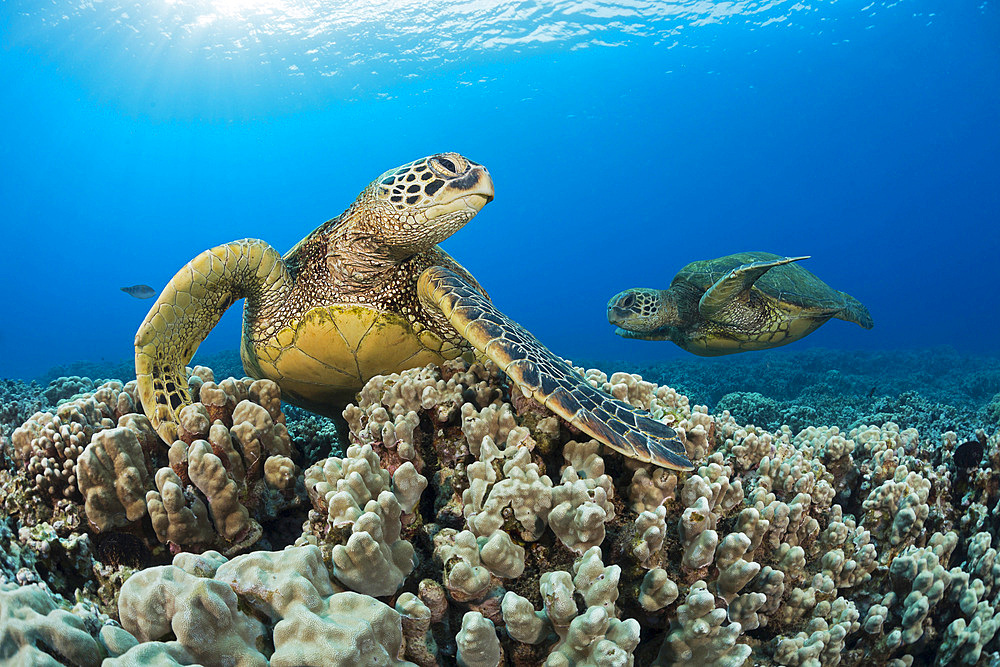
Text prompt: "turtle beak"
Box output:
[[478, 170, 495, 203], [449, 163, 494, 211], [607, 291, 636, 325], [608, 305, 629, 326], [427, 153, 493, 207]]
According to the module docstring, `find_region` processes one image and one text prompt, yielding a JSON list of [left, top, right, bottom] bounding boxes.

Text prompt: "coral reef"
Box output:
[[0, 378, 46, 442], [1, 353, 1000, 665], [590, 346, 1000, 442], [283, 404, 342, 464]]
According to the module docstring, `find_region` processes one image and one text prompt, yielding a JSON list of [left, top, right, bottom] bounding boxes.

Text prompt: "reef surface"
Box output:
[[1, 346, 999, 665]]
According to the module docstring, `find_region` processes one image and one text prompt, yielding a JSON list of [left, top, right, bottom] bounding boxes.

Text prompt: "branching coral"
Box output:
[[298, 443, 422, 597], [4, 357, 1000, 666]]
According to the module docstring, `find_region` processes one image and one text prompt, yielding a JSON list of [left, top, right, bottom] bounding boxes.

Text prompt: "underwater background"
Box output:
[[5, 3, 1000, 665], [2, 0, 998, 387]]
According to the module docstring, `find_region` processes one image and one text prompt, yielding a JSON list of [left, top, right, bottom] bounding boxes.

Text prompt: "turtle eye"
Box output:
[[429, 155, 461, 177], [620, 294, 636, 309]]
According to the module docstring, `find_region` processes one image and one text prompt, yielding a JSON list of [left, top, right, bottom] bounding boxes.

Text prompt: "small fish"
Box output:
[[121, 284, 156, 299]]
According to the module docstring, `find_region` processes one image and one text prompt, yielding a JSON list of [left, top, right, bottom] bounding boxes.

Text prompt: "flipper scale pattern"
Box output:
[[417, 265, 694, 470]]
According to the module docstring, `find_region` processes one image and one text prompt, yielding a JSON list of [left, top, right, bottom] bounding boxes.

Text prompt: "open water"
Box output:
[[1, 0, 998, 396], [3, 4, 1000, 665]]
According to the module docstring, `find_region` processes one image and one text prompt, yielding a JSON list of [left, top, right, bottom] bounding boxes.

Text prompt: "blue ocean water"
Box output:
[[1, 0, 997, 382]]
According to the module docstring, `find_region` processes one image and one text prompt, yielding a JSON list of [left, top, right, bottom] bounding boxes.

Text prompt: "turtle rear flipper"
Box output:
[[836, 291, 874, 329], [417, 265, 694, 471], [135, 239, 291, 443], [699, 255, 810, 319]]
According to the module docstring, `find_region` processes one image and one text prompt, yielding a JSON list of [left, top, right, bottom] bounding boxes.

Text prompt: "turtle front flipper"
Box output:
[[417, 266, 694, 471], [699, 255, 810, 319], [135, 239, 291, 443]]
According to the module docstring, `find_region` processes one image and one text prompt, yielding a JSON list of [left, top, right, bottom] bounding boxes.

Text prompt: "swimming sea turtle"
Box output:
[[607, 251, 873, 356], [135, 153, 693, 470]]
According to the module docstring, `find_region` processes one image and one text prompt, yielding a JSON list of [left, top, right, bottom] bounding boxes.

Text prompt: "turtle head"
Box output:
[[367, 152, 494, 257], [607, 288, 680, 338]]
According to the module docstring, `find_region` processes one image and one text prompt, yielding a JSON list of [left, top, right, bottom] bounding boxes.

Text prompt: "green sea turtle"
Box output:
[[607, 251, 873, 356], [135, 153, 693, 470]]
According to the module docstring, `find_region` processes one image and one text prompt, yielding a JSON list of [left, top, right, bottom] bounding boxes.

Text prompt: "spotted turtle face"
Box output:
[[607, 288, 665, 332], [368, 152, 494, 253], [376, 153, 492, 209]]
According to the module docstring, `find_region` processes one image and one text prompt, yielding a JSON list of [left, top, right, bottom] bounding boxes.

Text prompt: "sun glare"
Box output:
[[161, 0, 309, 21], [208, 0, 277, 17], [11, 0, 835, 86]]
